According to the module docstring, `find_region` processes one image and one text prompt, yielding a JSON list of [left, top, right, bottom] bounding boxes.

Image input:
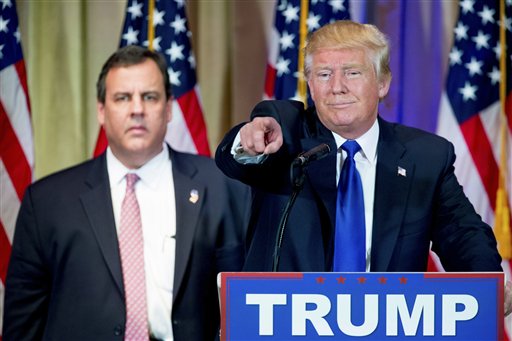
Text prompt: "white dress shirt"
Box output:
[[107, 145, 175, 340], [332, 119, 379, 272]]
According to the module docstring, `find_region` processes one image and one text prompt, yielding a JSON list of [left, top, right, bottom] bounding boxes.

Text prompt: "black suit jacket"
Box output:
[[215, 100, 502, 272], [3, 146, 250, 341]]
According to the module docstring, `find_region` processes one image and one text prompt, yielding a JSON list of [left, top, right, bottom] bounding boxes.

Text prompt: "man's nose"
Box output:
[[331, 72, 348, 94], [131, 96, 144, 115]]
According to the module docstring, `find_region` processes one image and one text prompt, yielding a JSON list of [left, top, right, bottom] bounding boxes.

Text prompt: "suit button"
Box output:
[[114, 325, 123, 336]]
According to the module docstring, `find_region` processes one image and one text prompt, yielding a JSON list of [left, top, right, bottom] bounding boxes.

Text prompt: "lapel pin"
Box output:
[[189, 189, 199, 204], [397, 166, 407, 177]]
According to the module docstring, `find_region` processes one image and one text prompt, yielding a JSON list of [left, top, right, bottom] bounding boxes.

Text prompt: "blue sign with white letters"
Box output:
[[220, 272, 504, 340]]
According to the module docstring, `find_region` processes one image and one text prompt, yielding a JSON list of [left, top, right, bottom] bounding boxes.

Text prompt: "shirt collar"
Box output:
[[331, 118, 379, 164], [106, 144, 170, 189]]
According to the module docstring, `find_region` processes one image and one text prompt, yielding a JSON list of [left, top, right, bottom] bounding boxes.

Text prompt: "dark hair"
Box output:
[[96, 45, 172, 103]]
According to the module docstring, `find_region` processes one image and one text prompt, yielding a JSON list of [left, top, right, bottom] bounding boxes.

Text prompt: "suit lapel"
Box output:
[[80, 155, 124, 294], [170, 150, 205, 302], [371, 118, 414, 271]]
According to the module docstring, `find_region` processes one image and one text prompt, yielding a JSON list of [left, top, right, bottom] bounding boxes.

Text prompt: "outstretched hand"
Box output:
[[239, 117, 283, 156]]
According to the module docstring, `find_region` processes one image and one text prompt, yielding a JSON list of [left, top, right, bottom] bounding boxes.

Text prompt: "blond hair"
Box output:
[[304, 20, 391, 82]]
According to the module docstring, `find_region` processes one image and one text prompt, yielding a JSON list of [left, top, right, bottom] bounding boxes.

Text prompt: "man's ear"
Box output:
[[97, 101, 105, 126], [378, 76, 391, 98]]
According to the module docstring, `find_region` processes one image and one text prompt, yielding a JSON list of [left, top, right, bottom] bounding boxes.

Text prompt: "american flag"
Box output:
[[0, 0, 33, 335], [94, 0, 210, 157], [436, 0, 512, 336], [264, 0, 350, 103]]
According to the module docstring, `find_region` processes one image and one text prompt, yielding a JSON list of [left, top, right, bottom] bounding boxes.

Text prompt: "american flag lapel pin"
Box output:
[[397, 166, 407, 177], [189, 189, 199, 204]]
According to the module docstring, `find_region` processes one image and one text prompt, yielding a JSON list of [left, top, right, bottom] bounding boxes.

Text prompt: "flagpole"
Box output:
[[147, 0, 155, 50], [297, 0, 309, 107], [494, 0, 511, 259]]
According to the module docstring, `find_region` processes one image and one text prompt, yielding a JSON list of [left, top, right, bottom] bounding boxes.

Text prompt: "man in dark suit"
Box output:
[[215, 21, 508, 286], [3, 45, 250, 340]]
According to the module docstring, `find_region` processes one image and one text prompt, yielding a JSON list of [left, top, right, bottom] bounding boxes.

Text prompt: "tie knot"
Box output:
[[125, 173, 140, 189], [341, 140, 361, 159]]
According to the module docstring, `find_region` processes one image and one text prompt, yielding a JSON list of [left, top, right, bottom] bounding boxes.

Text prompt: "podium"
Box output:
[[219, 272, 504, 340]]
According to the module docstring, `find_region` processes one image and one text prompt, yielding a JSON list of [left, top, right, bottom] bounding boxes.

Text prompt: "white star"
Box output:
[[0, 44, 4, 59], [143, 36, 162, 51], [168, 67, 181, 86], [279, 31, 295, 51], [307, 12, 322, 31], [14, 26, 20, 43], [499, 16, 512, 32], [459, 0, 475, 15], [152, 8, 165, 27], [329, 0, 346, 13], [122, 26, 139, 45], [449, 46, 463, 65], [290, 89, 304, 102], [188, 55, 196, 69], [465, 57, 483, 76], [454, 22, 469, 41], [275, 56, 291, 77], [166, 41, 185, 62], [175, 0, 185, 8], [282, 4, 299, 24], [507, 0, 512, 5], [471, 30, 490, 49], [127, 0, 143, 20], [478, 5, 495, 25], [0, 16, 10, 33], [170, 14, 186, 34], [293, 70, 301, 79], [493, 41, 501, 59], [487, 66, 501, 85], [459, 81, 478, 101], [277, 0, 287, 12], [1, 0, 11, 9]]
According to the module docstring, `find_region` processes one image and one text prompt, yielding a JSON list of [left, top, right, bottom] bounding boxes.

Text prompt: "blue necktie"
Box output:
[[333, 140, 366, 272]]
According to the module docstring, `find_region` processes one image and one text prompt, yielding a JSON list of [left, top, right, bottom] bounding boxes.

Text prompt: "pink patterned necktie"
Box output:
[[119, 173, 149, 340]]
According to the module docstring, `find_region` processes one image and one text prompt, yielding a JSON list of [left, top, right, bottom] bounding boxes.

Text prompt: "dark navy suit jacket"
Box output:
[[215, 100, 502, 273], [3, 146, 250, 341]]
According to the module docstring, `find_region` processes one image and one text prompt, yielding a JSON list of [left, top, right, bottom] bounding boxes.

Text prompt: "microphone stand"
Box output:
[[272, 161, 306, 272]]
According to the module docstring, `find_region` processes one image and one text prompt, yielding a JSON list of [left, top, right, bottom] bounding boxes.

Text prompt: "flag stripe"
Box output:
[[93, 129, 108, 158], [176, 87, 210, 156], [0, 64, 34, 166], [0, 160, 21, 243], [166, 101, 197, 154], [0, 103, 31, 200], [459, 114, 499, 209], [0, 221, 12, 284], [264, 64, 276, 99], [1, 1, 33, 336], [14, 60, 31, 114], [508, 92, 512, 131]]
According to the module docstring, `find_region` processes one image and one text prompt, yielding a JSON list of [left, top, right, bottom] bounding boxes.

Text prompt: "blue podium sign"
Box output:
[[220, 272, 504, 340]]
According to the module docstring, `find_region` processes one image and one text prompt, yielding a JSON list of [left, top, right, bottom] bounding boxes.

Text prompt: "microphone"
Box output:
[[292, 143, 331, 166]]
